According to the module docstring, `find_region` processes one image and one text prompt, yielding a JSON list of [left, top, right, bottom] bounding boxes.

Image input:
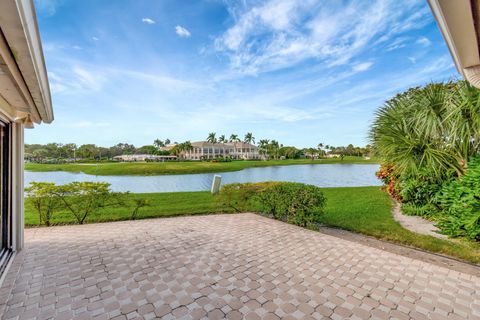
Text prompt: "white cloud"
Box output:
[[175, 25, 191, 37], [408, 56, 416, 63], [142, 18, 156, 24], [35, 0, 64, 16], [386, 37, 409, 51], [72, 45, 82, 50], [416, 36, 431, 47], [92, 37, 99, 41], [214, 0, 430, 75], [352, 62, 373, 72], [72, 66, 105, 91]]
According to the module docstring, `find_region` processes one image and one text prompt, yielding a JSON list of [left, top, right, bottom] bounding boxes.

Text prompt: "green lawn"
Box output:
[[25, 186, 480, 263], [319, 187, 480, 264], [24, 156, 378, 176]]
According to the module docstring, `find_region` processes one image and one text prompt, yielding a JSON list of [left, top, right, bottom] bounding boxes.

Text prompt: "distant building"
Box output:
[[325, 153, 341, 158], [113, 154, 177, 162], [180, 141, 259, 160]]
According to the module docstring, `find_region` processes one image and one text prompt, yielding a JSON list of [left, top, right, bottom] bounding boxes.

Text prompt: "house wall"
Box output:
[[182, 145, 260, 160]]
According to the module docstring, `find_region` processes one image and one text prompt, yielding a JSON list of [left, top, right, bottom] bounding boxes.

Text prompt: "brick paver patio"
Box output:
[[0, 213, 479, 319]]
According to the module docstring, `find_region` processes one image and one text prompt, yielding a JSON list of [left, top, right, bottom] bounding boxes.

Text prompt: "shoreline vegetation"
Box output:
[[24, 156, 378, 176], [25, 186, 480, 264]]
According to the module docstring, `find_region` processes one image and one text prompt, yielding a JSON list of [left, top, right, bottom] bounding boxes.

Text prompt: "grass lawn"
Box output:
[[24, 156, 378, 176], [319, 187, 480, 264], [25, 186, 480, 263]]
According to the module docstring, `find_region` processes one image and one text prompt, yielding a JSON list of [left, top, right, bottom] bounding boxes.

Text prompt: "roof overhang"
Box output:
[[0, 0, 53, 124], [428, 0, 480, 87]]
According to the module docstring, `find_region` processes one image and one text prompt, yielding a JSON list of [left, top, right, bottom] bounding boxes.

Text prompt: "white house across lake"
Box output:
[[180, 141, 259, 160]]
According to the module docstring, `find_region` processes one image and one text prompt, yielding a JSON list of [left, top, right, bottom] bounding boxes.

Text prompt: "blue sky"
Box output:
[[29, 0, 459, 148]]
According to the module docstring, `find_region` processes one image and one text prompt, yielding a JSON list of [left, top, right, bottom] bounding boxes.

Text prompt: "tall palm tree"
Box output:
[[164, 138, 171, 145], [229, 134, 240, 160], [207, 132, 217, 159], [183, 141, 193, 159], [258, 139, 269, 160], [244, 132, 255, 159], [218, 135, 227, 158], [317, 143, 325, 157], [270, 140, 279, 159]]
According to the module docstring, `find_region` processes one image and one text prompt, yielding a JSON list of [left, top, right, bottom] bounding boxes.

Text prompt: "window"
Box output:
[[0, 122, 12, 274]]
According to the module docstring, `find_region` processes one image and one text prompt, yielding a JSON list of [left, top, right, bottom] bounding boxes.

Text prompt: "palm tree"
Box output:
[[270, 140, 279, 159], [182, 141, 193, 159], [370, 82, 464, 177], [244, 132, 255, 159], [218, 135, 227, 158], [229, 134, 240, 160], [317, 143, 325, 157], [153, 139, 165, 153], [207, 132, 217, 159], [258, 139, 270, 160]]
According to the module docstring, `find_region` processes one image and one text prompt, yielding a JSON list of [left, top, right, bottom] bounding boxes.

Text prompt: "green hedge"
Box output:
[[218, 182, 326, 228], [435, 157, 480, 240]]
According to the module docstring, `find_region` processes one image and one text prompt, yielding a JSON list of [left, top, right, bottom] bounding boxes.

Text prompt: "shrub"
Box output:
[[375, 164, 400, 199], [218, 182, 326, 228], [57, 182, 126, 224], [435, 157, 480, 240], [25, 182, 62, 226], [257, 182, 326, 228], [217, 182, 279, 212], [396, 169, 454, 218], [131, 198, 150, 220]]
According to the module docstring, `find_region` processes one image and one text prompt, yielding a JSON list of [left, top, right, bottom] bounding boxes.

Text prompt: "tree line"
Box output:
[[25, 133, 372, 162]]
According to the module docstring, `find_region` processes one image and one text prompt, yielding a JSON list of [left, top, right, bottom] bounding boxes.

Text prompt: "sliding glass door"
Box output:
[[0, 121, 11, 273]]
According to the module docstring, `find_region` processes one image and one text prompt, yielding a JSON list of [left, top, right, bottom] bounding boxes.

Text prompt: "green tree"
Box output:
[[370, 83, 463, 177], [25, 182, 62, 226], [207, 132, 217, 159], [218, 135, 227, 158], [258, 139, 270, 159], [229, 134, 240, 160], [57, 182, 125, 224], [244, 132, 255, 159], [153, 139, 165, 150]]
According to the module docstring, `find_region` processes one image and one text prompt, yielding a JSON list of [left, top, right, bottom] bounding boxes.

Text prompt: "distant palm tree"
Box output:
[[270, 140, 279, 159], [218, 135, 227, 158], [244, 132, 255, 159], [207, 132, 217, 159], [183, 141, 193, 159], [317, 143, 325, 157], [165, 138, 171, 145], [229, 134, 240, 160], [258, 139, 269, 160], [154, 139, 165, 149]]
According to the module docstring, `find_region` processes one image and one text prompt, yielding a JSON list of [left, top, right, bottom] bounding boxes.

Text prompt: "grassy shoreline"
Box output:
[[24, 156, 378, 176], [25, 186, 480, 263]]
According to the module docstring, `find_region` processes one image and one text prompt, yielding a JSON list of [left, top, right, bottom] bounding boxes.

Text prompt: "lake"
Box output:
[[24, 164, 381, 193]]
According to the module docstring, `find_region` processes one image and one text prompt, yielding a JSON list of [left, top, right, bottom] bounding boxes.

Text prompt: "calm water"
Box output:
[[24, 164, 381, 193]]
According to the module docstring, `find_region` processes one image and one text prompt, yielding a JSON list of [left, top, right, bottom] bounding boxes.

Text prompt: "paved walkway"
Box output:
[[392, 202, 447, 239], [0, 213, 479, 320]]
